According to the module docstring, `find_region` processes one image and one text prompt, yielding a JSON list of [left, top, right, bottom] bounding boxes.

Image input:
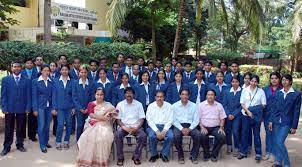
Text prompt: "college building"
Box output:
[[5, 0, 111, 44]]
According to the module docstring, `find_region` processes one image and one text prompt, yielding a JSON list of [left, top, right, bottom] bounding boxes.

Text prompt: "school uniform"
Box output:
[[112, 83, 136, 107], [1, 74, 31, 152], [223, 87, 242, 152], [165, 71, 174, 83], [107, 71, 122, 87], [166, 82, 188, 104], [204, 71, 216, 85], [152, 80, 169, 96], [182, 71, 196, 84], [32, 76, 53, 150], [147, 70, 157, 83], [270, 88, 301, 167], [69, 68, 79, 80], [87, 71, 99, 82], [72, 78, 94, 141], [209, 82, 229, 104], [224, 72, 244, 86], [136, 82, 156, 111], [121, 66, 133, 77], [139, 65, 147, 73], [52, 76, 74, 146], [263, 85, 282, 157], [239, 86, 266, 158], [94, 78, 113, 103], [129, 74, 141, 86], [188, 80, 207, 105], [49, 72, 59, 136]]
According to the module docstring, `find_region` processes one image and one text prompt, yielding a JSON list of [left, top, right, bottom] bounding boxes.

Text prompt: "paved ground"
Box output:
[[0, 121, 302, 167]]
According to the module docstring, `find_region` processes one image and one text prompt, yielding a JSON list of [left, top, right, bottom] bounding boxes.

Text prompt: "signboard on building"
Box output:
[[51, 2, 97, 24]]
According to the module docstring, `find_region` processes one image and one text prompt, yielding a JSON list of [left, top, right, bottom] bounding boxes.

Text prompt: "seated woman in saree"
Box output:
[[76, 87, 117, 167]]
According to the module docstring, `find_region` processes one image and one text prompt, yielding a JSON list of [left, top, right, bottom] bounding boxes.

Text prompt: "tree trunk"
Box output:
[[151, 3, 156, 61], [44, 0, 52, 43], [172, 0, 186, 58]]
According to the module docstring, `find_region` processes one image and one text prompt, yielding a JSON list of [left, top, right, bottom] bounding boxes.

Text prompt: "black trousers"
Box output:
[[52, 115, 57, 136], [3, 113, 26, 150], [22, 112, 37, 139], [200, 126, 226, 157]]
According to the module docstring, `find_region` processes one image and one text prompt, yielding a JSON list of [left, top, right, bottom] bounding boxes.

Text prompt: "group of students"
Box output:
[[0, 54, 301, 167]]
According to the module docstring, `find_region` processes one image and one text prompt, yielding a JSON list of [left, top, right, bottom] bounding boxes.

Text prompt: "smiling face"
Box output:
[[79, 67, 88, 79], [270, 74, 280, 86]]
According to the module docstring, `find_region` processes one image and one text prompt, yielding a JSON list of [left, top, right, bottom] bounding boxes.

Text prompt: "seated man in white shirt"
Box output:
[[173, 89, 201, 164], [114, 87, 147, 166], [146, 91, 173, 163]]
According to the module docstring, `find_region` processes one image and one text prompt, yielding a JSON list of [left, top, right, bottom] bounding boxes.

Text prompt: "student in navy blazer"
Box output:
[[166, 72, 188, 104], [94, 68, 113, 103], [49, 62, 60, 80], [164, 63, 175, 83], [146, 61, 157, 83], [269, 74, 301, 167], [224, 61, 244, 86], [188, 69, 207, 105], [72, 66, 94, 141], [112, 73, 136, 107], [120, 55, 134, 76], [87, 60, 100, 82], [204, 60, 216, 85], [219, 61, 230, 76], [209, 71, 229, 104], [153, 69, 169, 96], [32, 65, 53, 153], [107, 62, 122, 87], [69, 58, 81, 80], [182, 62, 196, 84], [222, 75, 242, 155], [262, 72, 282, 160], [52, 65, 75, 150], [1, 62, 31, 156], [129, 64, 141, 86], [136, 71, 156, 111]]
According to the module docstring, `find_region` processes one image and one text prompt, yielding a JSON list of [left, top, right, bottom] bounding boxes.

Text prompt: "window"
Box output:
[[87, 24, 93, 30], [14, 0, 27, 7], [55, 20, 64, 26]]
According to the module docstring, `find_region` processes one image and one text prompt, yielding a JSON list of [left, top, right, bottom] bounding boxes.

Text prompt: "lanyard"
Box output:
[[249, 87, 258, 104]]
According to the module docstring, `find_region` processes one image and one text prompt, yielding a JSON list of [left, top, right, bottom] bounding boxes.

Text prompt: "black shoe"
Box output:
[[56, 145, 62, 151], [41, 148, 47, 153], [161, 155, 169, 162], [255, 156, 261, 163], [211, 156, 218, 162], [46, 144, 52, 148], [116, 159, 124, 166], [132, 157, 141, 165], [1, 149, 10, 156], [30, 137, 38, 142], [203, 154, 210, 162], [190, 157, 198, 164], [17, 147, 27, 152], [63, 144, 69, 150], [149, 155, 159, 163], [237, 154, 247, 160]]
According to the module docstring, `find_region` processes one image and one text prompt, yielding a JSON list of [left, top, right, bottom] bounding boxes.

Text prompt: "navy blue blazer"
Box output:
[[165, 71, 175, 83], [209, 83, 229, 104], [129, 75, 141, 86], [249, 105, 264, 122], [222, 88, 242, 118], [152, 81, 169, 96], [148, 71, 157, 83], [188, 82, 208, 103], [1, 75, 31, 113], [69, 68, 79, 80], [263, 86, 282, 120], [87, 71, 100, 82], [72, 79, 94, 111], [32, 78, 53, 111], [182, 71, 196, 84], [270, 90, 301, 129], [139, 66, 147, 73], [52, 78, 74, 110], [112, 83, 136, 107], [93, 80, 114, 103], [136, 83, 156, 111], [107, 72, 122, 87], [21, 68, 39, 80], [224, 73, 244, 86], [166, 82, 188, 104], [204, 72, 216, 85]]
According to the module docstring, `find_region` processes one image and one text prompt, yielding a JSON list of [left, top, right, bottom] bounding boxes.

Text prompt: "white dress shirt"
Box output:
[[240, 86, 266, 116], [79, 78, 89, 89], [97, 78, 111, 88], [125, 66, 133, 77], [146, 101, 173, 132], [280, 87, 295, 99], [194, 79, 205, 105], [172, 100, 199, 130], [141, 82, 150, 105], [116, 99, 145, 128], [59, 76, 70, 88], [38, 76, 52, 107]]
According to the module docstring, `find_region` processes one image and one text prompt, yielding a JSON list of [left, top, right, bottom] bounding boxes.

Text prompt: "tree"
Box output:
[[291, 0, 302, 72], [172, 0, 185, 57], [0, 0, 19, 29], [44, 0, 52, 42]]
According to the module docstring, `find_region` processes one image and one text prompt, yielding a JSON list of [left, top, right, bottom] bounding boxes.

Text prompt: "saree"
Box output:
[[76, 102, 115, 167]]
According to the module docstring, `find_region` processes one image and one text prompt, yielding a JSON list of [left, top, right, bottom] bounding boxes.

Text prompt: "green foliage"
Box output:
[[206, 48, 242, 61], [0, 41, 147, 70], [0, 0, 19, 29]]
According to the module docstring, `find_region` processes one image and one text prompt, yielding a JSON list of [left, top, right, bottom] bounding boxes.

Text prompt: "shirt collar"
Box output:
[[216, 82, 227, 87], [178, 100, 191, 107], [205, 100, 218, 105], [13, 73, 21, 78], [230, 87, 241, 92], [205, 71, 212, 75], [281, 87, 295, 95], [140, 82, 150, 86], [79, 78, 89, 85], [185, 71, 191, 75], [231, 72, 239, 76], [38, 76, 51, 82], [120, 83, 130, 89], [194, 79, 205, 85], [97, 78, 111, 84], [59, 76, 70, 81]]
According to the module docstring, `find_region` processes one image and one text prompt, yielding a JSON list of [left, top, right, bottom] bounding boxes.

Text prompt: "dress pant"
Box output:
[[76, 110, 88, 141], [200, 126, 226, 158], [114, 128, 147, 160], [147, 124, 173, 157], [272, 123, 291, 167], [27, 112, 37, 139], [173, 123, 201, 159], [3, 113, 26, 150], [52, 115, 57, 136]]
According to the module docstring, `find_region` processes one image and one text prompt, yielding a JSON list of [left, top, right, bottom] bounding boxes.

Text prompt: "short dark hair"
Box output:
[[24, 58, 34, 63], [282, 74, 293, 85], [231, 75, 241, 83], [195, 68, 204, 75], [41, 64, 50, 71], [89, 60, 99, 65], [184, 61, 192, 66], [179, 88, 190, 95], [204, 60, 213, 66], [251, 75, 260, 83], [58, 54, 67, 60], [171, 57, 178, 61], [60, 64, 70, 71], [219, 61, 228, 67], [121, 73, 129, 79], [126, 55, 134, 60], [270, 71, 281, 80], [156, 90, 165, 97], [98, 68, 107, 74], [206, 89, 216, 96], [176, 62, 183, 66], [124, 87, 135, 95], [231, 61, 240, 66], [174, 71, 183, 77], [147, 61, 154, 66], [216, 71, 224, 77], [112, 62, 119, 67], [243, 72, 253, 79], [73, 57, 81, 63], [11, 61, 22, 67]]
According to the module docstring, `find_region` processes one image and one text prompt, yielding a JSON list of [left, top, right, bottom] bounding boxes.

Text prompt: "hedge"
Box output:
[[0, 41, 148, 70]]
